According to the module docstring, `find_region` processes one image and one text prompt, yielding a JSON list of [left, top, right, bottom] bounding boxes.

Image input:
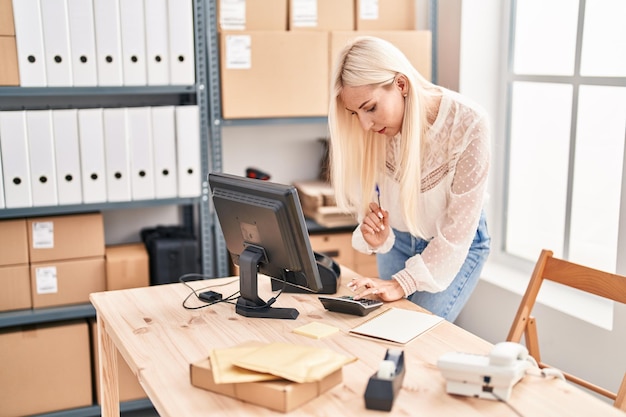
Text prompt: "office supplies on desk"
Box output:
[[292, 321, 340, 339], [349, 307, 444, 345], [364, 348, 406, 411], [437, 341, 536, 401], [318, 295, 383, 316]]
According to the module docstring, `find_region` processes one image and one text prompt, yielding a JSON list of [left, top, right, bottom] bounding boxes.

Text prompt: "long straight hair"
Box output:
[[328, 36, 438, 237]]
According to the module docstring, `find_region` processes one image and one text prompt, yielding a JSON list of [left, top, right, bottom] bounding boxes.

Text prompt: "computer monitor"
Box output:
[[208, 172, 323, 319]]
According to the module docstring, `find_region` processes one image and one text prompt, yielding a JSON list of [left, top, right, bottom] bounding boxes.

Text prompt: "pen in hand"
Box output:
[[375, 183, 382, 209]]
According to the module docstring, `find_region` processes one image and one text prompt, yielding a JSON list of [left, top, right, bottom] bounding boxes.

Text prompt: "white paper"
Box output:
[[225, 35, 251, 69], [359, 0, 379, 20], [36, 266, 58, 294], [32, 221, 54, 248], [219, 0, 246, 30], [349, 307, 444, 345], [292, 0, 317, 28]]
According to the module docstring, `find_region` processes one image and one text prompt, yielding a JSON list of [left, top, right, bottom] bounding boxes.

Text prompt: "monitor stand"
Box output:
[[236, 245, 299, 319]]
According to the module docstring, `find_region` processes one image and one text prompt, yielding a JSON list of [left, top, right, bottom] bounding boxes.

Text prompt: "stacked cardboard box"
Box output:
[[0, 320, 92, 417], [0, 219, 31, 312], [27, 212, 106, 308], [190, 357, 343, 413], [218, 0, 431, 119], [294, 180, 357, 228]]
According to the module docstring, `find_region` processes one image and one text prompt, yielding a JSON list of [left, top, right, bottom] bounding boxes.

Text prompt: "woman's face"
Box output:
[[340, 77, 407, 137]]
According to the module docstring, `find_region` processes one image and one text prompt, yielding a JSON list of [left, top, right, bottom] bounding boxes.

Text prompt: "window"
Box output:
[[503, 0, 626, 273]]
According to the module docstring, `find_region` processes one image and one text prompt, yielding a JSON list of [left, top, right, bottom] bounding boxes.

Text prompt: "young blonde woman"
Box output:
[[329, 36, 491, 322]]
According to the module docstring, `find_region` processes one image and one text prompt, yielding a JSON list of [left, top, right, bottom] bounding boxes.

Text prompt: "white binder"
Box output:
[[126, 106, 155, 200], [12, 0, 47, 86], [0, 111, 33, 208], [175, 105, 201, 198], [144, 0, 170, 85], [40, 0, 73, 86], [26, 110, 59, 206], [167, 0, 195, 85], [67, 0, 98, 86], [52, 109, 83, 204], [103, 108, 131, 202], [151, 106, 178, 198], [119, 0, 147, 85], [77, 108, 107, 203], [93, 0, 123, 86]]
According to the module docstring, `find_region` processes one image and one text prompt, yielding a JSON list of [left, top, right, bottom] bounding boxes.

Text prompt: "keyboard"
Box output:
[[318, 295, 383, 316]]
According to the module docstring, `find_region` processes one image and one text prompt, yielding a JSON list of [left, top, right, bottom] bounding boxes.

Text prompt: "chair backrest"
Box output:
[[507, 249, 626, 410]]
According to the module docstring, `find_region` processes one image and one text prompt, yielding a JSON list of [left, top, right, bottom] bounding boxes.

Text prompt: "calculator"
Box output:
[[318, 295, 384, 316]]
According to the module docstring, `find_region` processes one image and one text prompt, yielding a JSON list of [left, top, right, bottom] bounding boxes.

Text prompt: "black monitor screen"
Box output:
[[209, 172, 323, 319]]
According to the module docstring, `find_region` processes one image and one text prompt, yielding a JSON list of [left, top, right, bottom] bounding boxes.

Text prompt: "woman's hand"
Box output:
[[347, 276, 405, 302], [360, 202, 390, 248]]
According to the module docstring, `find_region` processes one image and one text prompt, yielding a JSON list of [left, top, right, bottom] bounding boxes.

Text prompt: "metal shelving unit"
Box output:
[[0, 1, 213, 415]]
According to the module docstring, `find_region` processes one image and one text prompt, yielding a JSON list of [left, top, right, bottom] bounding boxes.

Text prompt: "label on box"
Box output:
[[36, 266, 58, 294], [225, 35, 251, 69], [359, 0, 379, 20], [292, 0, 318, 27], [32, 221, 54, 249], [220, 0, 246, 30]]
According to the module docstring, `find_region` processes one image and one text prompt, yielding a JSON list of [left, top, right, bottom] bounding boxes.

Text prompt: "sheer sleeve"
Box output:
[[393, 112, 490, 294], [352, 224, 396, 254]]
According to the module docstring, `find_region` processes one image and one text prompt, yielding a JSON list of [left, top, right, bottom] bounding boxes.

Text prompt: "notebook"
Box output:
[[348, 307, 444, 345]]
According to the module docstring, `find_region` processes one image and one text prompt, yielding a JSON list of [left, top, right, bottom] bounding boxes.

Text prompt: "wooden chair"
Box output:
[[507, 249, 626, 411]]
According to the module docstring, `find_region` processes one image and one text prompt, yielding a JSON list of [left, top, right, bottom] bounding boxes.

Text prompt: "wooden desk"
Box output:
[[90, 270, 623, 417]]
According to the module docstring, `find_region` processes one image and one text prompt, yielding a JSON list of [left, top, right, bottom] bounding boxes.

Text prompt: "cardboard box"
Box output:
[[289, 0, 354, 31], [220, 31, 329, 118], [190, 358, 343, 413], [0, 0, 15, 36], [105, 243, 150, 290], [0, 36, 18, 86], [218, 0, 288, 31], [90, 320, 147, 403], [330, 30, 432, 81], [30, 256, 106, 308], [0, 321, 92, 417], [0, 264, 31, 312], [294, 181, 357, 228], [0, 218, 28, 266], [356, 0, 415, 30], [27, 212, 105, 263]]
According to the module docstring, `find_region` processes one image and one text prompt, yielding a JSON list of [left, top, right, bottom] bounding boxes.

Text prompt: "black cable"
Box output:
[[178, 273, 240, 310]]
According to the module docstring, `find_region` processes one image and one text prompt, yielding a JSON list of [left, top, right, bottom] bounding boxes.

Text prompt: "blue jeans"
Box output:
[[376, 211, 490, 322]]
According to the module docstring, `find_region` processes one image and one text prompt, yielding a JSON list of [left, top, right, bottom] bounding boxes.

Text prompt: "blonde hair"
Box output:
[[328, 36, 437, 237]]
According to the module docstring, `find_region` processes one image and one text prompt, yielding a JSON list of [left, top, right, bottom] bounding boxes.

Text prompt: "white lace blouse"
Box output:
[[352, 89, 491, 294]]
